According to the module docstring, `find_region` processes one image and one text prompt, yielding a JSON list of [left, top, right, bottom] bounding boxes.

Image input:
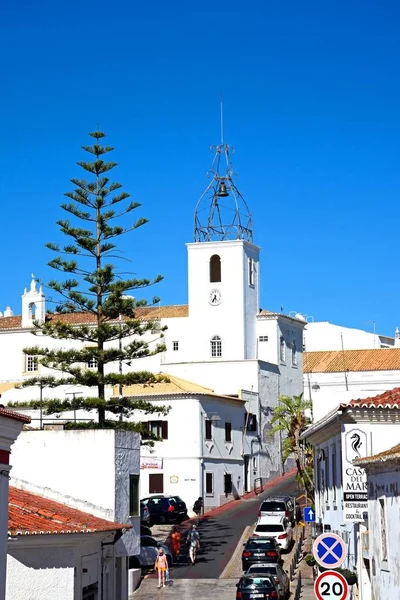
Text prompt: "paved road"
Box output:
[[169, 474, 300, 580]]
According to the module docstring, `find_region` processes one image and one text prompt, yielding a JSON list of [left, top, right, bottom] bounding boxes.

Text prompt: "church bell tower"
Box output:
[[187, 135, 261, 362]]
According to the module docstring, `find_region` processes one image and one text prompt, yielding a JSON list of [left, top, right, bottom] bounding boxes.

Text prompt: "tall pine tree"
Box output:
[[22, 131, 168, 428]]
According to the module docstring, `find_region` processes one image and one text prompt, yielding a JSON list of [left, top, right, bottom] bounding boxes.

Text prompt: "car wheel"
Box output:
[[159, 515, 167, 525]]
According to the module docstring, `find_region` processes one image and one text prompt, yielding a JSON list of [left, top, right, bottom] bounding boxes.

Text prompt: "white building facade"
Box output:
[[301, 389, 400, 600], [0, 408, 30, 600], [7, 485, 130, 600], [120, 375, 257, 511], [354, 443, 400, 600], [9, 428, 141, 597]]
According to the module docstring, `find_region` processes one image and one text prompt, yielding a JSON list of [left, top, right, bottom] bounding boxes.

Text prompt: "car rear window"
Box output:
[[246, 539, 275, 550], [249, 566, 277, 575], [261, 501, 286, 512], [256, 524, 284, 533], [240, 577, 274, 588]]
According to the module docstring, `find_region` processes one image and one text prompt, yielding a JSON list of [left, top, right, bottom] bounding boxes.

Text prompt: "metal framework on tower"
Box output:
[[194, 142, 253, 243]]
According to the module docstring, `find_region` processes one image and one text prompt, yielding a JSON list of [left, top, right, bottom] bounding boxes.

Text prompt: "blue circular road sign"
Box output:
[[313, 533, 347, 569]]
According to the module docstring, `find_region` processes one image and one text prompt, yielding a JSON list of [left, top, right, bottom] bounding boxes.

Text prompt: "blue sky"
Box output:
[[1, 1, 400, 336]]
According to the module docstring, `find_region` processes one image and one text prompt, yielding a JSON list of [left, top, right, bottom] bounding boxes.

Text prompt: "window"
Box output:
[[129, 474, 139, 516], [205, 419, 212, 440], [25, 355, 38, 372], [172, 341, 179, 351], [325, 451, 329, 504], [280, 337, 286, 362], [245, 413, 257, 432], [249, 257, 255, 286], [87, 357, 98, 369], [211, 335, 222, 358], [148, 421, 168, 440], [332, 447, 337, 503], [206, 472, 214, 496], [224, 473, 232, 495], [225, 422, 232, 442], [379, 498, 388, 563], [210, 254, 221, 282], [292, 341, 297, 366], [259, 335, 268, 342], [149, 473, 164, 494]]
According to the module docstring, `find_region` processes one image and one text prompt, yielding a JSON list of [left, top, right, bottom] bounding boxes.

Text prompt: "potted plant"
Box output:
[[336, 568, 357, 586], [305, 554, 316, 567]]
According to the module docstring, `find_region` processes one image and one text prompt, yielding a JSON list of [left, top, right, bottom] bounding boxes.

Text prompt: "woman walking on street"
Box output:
[[171, 526, 181, 562], [155, 548, 168, 588]]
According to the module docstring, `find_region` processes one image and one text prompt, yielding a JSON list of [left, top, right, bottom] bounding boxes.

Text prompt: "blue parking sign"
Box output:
[[304, 507, 315, 522]]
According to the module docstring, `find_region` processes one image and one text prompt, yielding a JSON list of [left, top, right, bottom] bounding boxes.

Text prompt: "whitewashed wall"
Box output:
[[9, 430, 140, 557], [366, 467, 400, 600]]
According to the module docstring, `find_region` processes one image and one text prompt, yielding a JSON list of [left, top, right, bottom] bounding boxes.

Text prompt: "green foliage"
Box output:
[[270, 393, 314, 497], [23, 131, 168, 427]]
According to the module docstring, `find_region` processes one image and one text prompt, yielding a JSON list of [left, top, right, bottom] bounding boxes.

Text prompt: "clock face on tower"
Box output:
[[209, 288, 222, 306]]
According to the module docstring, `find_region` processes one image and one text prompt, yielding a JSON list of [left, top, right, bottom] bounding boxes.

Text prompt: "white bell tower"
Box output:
[[188, 138, 260, 362], [21, 275, 46, 328]]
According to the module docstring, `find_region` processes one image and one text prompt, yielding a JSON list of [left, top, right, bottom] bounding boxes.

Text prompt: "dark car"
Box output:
[[245, 564, 290, 600], [258, 496, 295, 525], [141, 495, 187, 524], [241, 537, 281, 571], [236, 575, 279, 600]]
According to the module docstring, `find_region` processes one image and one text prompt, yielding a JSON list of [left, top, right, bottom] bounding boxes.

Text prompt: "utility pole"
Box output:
[[65, 391, 83, 423]]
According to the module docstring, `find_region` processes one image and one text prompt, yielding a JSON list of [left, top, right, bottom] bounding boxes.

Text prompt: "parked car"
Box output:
[[140, 501, 151, 525], [241, 537, 281, 571], [140, 525, 152, 537], [258, 496, 295, 524], [141, 495, 187, 524], [236, 575, 279, 600], [245, 564, 290, 600], [129, 536, 173, 570], [252, 517, 293, 552]]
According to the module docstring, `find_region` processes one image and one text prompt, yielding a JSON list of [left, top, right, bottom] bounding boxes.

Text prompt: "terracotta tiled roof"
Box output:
[[0, 305, 189, 331], [304, 348, 400, 373], [8, 487, 130, 535], [0, 407, 31, 424], [354, 443, 400, 466], [117, 374, 214, 397], [346, 388, 400, 409]]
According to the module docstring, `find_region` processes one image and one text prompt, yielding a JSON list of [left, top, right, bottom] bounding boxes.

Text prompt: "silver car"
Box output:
[[245, 563, 290, 599]]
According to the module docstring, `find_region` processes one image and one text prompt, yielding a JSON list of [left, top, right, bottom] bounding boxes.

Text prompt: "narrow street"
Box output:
[[132, 474, 300, 599]]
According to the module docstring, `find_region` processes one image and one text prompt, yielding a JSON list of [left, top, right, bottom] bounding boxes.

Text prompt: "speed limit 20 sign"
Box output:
[[314, 570, 349, 600]]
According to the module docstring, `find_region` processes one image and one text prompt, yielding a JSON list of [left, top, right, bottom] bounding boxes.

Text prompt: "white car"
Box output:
[[252, 516, 293, 552]]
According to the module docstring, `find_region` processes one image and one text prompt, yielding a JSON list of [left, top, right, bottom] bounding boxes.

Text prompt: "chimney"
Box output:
[[3, 306, 14, 317]]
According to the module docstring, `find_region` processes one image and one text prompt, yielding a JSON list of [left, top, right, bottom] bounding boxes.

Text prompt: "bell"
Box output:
[[216, 181, 229, 197]]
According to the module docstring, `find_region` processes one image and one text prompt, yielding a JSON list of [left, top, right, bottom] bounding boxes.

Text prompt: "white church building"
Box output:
[[0, 140, 305, 493]]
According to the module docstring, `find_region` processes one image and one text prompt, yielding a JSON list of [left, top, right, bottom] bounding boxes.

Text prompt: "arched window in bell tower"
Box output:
[[210, 255, 221, 282]]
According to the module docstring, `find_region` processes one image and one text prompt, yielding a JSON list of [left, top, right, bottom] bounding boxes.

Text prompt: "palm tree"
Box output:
[[271, 393, 314, 497]]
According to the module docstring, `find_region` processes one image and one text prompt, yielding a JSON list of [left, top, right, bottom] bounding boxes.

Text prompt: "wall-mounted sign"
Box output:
[[170, 475, 179, 484], [140, 457, 163, 470], [341, 426, 368, 522]]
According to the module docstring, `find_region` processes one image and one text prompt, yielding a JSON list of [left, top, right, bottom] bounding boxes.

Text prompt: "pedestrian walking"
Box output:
[[171, 526, 181, 562], [193, 497, 203, 525], [154, 547, 168, 588], [186, 524, 200, 565]]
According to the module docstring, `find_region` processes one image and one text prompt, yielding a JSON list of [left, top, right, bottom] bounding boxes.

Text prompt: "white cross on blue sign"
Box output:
[[313, 533, 347, 569], [304, 507, 315, 522]]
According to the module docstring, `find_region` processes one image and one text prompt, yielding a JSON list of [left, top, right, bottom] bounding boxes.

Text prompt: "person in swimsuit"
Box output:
[[155, 547, 168, 588]]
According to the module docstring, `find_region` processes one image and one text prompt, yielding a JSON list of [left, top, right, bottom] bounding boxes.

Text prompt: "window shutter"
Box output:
[[161, 421, 168, 440]]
